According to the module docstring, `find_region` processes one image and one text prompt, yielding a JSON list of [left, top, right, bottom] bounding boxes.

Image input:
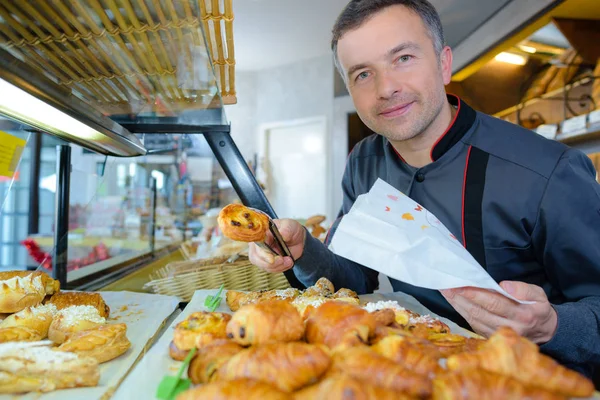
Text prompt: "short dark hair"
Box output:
[[332, 0, 445, 78]]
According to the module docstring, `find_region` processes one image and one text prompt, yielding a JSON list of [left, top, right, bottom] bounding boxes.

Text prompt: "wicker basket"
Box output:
[[0, 0, 236, 117], [143, 255, 291, 301]]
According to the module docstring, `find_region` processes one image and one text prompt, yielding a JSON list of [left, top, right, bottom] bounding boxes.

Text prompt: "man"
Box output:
[[249, 0, 600, 377]]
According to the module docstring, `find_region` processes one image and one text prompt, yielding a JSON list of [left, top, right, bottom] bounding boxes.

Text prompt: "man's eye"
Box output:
[[356, 71, 370, 81], [398, 55, 412, 63]]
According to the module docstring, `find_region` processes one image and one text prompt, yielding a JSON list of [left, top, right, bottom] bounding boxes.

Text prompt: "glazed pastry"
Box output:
[[187, 340, 244, 384], [302, 277, 335, 297], [46, 291, 110, 318], [176, 378, 288, 400], [331, 346, 432, 398], [427, 332, 485, 357], [56, 323, 130, 363], [0, 340, 99, 394], [433, 369, 566, 400], [226, 300, 304, 346], [446, 326, 594, 398], [218, 342, 331, 392], [371, 335, 442, 377], [48, 305, 106, 344], [332, 287, 359, 300], [225, 288, 299, 312], [170, 312, 231, 361], [0, 303, 57, 340], [0, 326, 43, 343], [304, 301, 377, 350], [294, 373, 412, 400], [218, 204, 270, 242], [370, 308, 396, 327], [0, 271, 59, 313]]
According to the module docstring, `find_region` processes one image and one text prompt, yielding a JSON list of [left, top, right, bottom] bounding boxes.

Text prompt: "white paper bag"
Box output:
[[329, 178, 532, 304]]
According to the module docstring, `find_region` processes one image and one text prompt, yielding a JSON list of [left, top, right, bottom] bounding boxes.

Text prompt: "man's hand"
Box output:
[[248, 218, 306, 273], [440, 281, 558, 344]]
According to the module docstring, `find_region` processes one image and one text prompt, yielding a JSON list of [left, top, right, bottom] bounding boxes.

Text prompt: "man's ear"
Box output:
[[440, 46, 453, 85]]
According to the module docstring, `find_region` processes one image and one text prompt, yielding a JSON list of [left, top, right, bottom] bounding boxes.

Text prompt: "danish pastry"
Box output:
[[226, 300, 304, 346], [170, 312, 231, 361], [0, 326, 43, 343], [48, 305, 106, 344], [56, 323, 131, 363], [46, 291, 110, 318], [0, 303, 57, 341], [0, 271, 59, 313], [225, 288, 299, 312], [0, 340, 99, 394], [218, 204, 270, 242]]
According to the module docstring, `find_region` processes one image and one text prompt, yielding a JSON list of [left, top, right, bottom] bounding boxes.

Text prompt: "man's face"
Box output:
[[337, 5, 452, 142]]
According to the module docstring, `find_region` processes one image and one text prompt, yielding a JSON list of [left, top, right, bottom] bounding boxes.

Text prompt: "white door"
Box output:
[[265, 120, 327, 220]]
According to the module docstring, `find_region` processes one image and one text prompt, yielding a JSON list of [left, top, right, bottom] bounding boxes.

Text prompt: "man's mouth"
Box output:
[[378, 102, 414, 118]]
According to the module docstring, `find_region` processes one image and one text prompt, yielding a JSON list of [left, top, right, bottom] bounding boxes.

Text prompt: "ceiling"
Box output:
[[232, 0, 514, 71]]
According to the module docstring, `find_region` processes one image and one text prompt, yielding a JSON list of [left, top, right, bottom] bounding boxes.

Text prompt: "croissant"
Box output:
[[331, 346, 432, 398], [176, 378, 288, 400], [226, 300, 304, 346], [446, 326, 594, 398], [294, 373, 414, 400], [56, 323, 130, 363], [433, 369, 567, 400], [218, 204, 270, 242], [305, 301, 377, 350], [217, 342, 331, 392], [45, 292, 110, 318], [371, 335, 442, 377], [370, 308, 396, 327], [427, 332, 485, 357], [187, 340, 244, 384]]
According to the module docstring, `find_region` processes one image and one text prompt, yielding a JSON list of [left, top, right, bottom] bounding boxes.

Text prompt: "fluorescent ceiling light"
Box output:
[[0, 78, 104, 141], [494, 52, 527, 65], [518, 45, 537, 54]]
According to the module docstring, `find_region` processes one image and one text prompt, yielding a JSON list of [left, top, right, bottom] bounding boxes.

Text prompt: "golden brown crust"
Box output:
[[226, 300, 304, 346], [47, 305, 106, 344], [172, 312, 231, 354], [0, 326, 43, 343], [46, 291, 110, 318], [225, 289, 299, 312], [187, 340, 244, 384], [169, 340, 191, 361], [294, 373, 412, 400], [218, 342, 331, 392], [0, 272, 50, 313], [0, 304, 56, 340], [0, 271, 59, 296], [304, 215, 326, 226], [218, 204, 270, 242], [56, 323, 130, 363], [427, 332, 485, 357], [176, 378, 288, 400], [371, 335, 442, 377]]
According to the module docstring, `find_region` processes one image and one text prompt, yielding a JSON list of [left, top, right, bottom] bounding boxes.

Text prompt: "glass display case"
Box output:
[[0, 0, 302, 289]]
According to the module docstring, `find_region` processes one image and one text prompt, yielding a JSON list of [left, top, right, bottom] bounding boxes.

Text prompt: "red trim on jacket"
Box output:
[[461, 145, 472, 247]]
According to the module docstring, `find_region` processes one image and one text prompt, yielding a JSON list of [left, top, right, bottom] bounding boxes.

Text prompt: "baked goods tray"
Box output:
[[115, 289, 475, 399], [0, 291, 180, 400]]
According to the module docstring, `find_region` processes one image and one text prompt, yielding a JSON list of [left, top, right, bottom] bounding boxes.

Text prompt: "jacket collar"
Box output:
[[430, 94, 477, 161]]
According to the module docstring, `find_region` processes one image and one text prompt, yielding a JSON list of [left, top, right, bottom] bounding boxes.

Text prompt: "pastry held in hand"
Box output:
[[305, 301, 377, 350], [56, 323, 131, 363], [294, 373, 412, 400], [0, 340, 99, 394], [176, 378, 288, 400], [48, 305, 106, 344], [0, 271, 59, 313], [446, 326, 594, 398], [46, 291, 110, 318], [218, 204, 270, 242], [170, 312, 231, 361], [226, 300, 304, 346], [0, 303, 57, 341], [187, 340, 244, 384], [218, 342, 331, 392], [433, 369, 566, 400]]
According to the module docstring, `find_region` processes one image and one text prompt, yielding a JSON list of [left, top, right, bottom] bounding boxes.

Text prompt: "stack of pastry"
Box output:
[[172, 277, 595, 400], [0, 270, 131, 394]]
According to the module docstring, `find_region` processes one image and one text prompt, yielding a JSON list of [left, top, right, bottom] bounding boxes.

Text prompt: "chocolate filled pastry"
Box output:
[[56, 323, 131, 363], [226, 300, 304, 346], [187, 340, 244, 384], [218, 204, 270, 242], [294, 373, 412, 400], [176, 378, 288, 400], [304, 301, 377, 350], [0, 271, 59, 313], [48, 305, 106, 344], [46, 291, 110, 318], [0, 340, 100, 394], [218, 342, 331, 392], [170, 312, 231, 361], [0, 303, 57, 342]]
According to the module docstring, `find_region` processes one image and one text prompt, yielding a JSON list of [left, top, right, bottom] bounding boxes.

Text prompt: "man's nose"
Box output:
[[375, 70, 402, 100]]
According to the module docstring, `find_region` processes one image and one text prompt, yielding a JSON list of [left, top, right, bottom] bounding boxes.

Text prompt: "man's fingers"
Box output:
[[456, 287, 517, 317], [500, 281, 546, 302], [248, 243, 274, 265]]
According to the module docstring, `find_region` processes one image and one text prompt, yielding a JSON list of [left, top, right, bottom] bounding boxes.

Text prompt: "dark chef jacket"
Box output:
[[293, 94, 600, 377]]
